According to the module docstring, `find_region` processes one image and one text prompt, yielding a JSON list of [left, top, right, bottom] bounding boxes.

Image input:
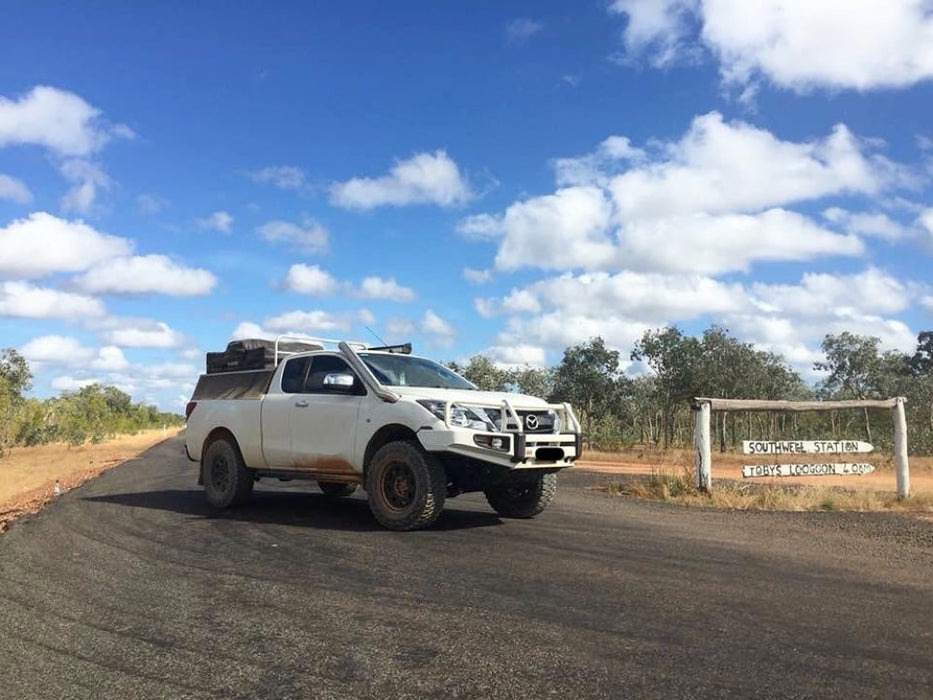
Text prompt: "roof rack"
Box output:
[[273, 334, 369, 365]]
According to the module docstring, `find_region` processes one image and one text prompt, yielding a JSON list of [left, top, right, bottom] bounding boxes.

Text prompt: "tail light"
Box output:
[[185, 401, 197, 422]]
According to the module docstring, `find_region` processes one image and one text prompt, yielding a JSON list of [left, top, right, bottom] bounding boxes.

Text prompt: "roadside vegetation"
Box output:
[[0, 349, 183, 457], [597, 468, 933, 513], [449, 327, 933, 456]]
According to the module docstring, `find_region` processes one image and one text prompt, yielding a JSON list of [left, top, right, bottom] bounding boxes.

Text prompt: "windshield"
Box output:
[[359, 353, 476, 390]]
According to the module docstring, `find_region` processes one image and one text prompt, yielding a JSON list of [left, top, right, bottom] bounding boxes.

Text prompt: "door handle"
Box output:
[[294, 400, 309, 408]]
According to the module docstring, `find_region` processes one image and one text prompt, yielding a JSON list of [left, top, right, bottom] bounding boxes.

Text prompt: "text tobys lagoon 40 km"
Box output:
[[185, 336, 582, 530]]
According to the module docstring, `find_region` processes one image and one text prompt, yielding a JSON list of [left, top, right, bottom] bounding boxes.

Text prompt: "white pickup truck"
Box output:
[[185, 336, 582, 530]]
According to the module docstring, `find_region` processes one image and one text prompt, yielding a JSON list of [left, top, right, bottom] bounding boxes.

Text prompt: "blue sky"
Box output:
[[1, 1, 932, 411]]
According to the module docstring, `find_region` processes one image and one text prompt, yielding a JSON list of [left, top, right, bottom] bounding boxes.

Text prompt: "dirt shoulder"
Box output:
[[0, 429, 182, 532]]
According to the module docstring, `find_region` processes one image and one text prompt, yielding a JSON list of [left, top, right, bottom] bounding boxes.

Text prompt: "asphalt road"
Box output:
[[1, 436, 932, 699]]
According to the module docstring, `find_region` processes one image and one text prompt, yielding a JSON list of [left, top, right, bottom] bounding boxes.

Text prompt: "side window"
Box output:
[[281, 357, 310, 393], [303, 355, 365, 395]]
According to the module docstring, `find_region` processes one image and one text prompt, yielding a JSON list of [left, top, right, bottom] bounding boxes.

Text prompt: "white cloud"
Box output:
[[750, 268, 911, 317], [463, 267, 492, 284], [0, 85, 133, 158], [0, 174, 32, 204], [605, 114, 899, 220], [356, 277, 416, 302], [95, 318, 186, 348], [91, 346, 130, 371], [136, 193, 167, 215], [922, 296, 933, 314], [505, 18, 544, 45], [198, 211, 233, 234], [493, 186, 616, 271], [616, 209, 863, 275], [59, 159, 111, 214], [470, 114, 905, 274], [283, 264, 340, 295], [421, 310, 455, 347], [0, 281, 105, 318], [258, 309, 374, 337], [19, 335, 129, 372], [330, 150, 472, 209], [456, 213, 503, 240], [610, 0, 933, 92], [51, 375, 101, 391], [384, 317, 416, 340], [822, 207, 908, 241], [486, 344, 548, 368], [73, 255, 217, 296], [250, 166, 306, 190], [0, 212, 131, 278], [258, 219, 329, 254], [231, 321, 273, 341]]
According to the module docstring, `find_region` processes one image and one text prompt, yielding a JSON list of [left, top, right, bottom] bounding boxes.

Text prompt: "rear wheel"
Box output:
[[203, 437, 253, 508], [318, 481, 359, 498], [366, 441, 446, 530], [485, 473, 557, 518]]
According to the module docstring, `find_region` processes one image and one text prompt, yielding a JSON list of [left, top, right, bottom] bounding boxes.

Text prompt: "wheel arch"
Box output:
[[363, 423, 420, 479], [199, 427, 243, 485]]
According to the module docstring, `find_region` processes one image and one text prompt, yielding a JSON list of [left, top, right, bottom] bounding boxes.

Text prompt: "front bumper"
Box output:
[[419, 428, 581, 469]]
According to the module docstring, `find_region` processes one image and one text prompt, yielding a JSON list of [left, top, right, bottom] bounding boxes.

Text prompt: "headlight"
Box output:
[[416, 400, 498, 431]]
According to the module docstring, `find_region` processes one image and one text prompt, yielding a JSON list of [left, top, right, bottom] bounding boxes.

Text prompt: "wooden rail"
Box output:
[[693, 397, 903, 412]]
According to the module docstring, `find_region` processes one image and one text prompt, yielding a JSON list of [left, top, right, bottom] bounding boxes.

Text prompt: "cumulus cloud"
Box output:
[[258, 220, 328, 254], [281, 264, 416, 302], [0, 281, 105, 319], [0, 174, 32, 204], [0, 85, 133, 157], [0, 212, 131, 278], [19, 335, 129, 372], [421, 310, 455, 347], [821, 207, 909, 241], [94, 318, 186, 348], [464, 114, 907, 274], [330, 151, 472, 209], [356, 277, 416, 302], [609, 0, 933, 92], [197, 211, 233, 234], [283, 264, 340, 296], [73, 255, 217, 296], [505, 18, 544, 45], [486, 344, 548, 368], [250, 165, 306, 190]]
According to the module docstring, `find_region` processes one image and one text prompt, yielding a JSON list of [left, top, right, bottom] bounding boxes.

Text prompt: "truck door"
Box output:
[[289, 354, 366, 476], [261, 356, 310, 467]]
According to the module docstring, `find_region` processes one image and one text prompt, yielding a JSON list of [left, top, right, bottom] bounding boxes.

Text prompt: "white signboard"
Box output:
[[742, 463, 876, 478], [742, 440, 873, 455]]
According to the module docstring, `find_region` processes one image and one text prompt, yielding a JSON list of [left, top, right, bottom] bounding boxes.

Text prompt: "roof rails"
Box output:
[[273, 334, 369, 366]]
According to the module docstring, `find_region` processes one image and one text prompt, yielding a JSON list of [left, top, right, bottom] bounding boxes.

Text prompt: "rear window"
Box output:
[[281, 357, 310, 393]]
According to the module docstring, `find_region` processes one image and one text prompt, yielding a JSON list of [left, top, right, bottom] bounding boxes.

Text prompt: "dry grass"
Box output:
[[600, 466, 933, 513]]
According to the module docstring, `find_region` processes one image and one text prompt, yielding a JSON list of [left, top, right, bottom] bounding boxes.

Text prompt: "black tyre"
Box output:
[[485, 472, 557, 518], [365, 441, 446, 531], [318, 481, 359, 498], [203, 437, 253, 508]]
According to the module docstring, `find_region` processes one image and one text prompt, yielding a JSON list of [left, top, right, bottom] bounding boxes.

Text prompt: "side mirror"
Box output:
[[323, 372, 356, 392]]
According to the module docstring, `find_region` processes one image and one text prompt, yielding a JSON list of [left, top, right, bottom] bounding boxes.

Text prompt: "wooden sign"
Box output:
[[742, 463, 876, 478], [742, 440, 873, 455]]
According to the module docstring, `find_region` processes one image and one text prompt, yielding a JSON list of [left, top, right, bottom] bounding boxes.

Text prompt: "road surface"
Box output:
[[1, 435, 931, 699]]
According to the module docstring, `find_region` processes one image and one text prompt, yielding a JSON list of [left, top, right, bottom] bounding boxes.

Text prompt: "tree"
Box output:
[[631, 327, 702, 447], [447, 356, 512, 392], [550, 337, 624, 444], [0, 349, 32, 456]]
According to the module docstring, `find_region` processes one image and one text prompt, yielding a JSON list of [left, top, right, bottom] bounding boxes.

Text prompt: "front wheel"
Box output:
[[485, 473, 557, 518], [366, 441, 446, 530], [203, 437, 253, 508]]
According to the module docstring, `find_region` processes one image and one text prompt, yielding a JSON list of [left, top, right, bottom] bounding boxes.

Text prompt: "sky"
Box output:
[[1, 0, 932, 412]]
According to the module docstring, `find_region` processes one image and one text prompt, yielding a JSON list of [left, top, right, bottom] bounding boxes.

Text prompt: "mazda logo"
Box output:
[[525, 415, 538, 430]]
